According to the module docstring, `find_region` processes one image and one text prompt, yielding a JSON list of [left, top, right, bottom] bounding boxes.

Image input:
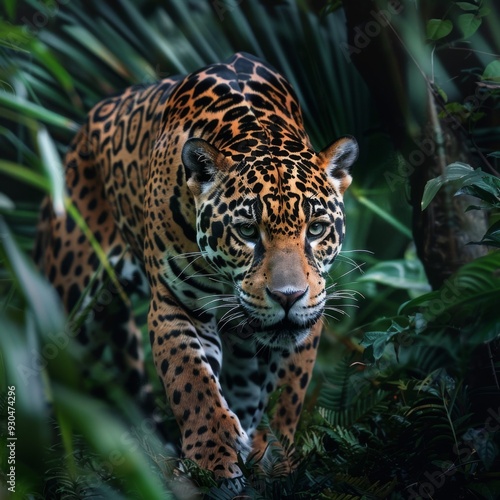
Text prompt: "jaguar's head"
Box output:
[[182, 136, 358, 348]]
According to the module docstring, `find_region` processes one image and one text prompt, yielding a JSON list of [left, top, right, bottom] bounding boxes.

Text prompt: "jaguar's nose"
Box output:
[[266, 287, 308, 312]]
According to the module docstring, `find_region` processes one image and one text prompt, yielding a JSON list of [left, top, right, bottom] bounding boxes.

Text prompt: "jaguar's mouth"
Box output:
[[258, 316, 318, 333], [231, 314, 321, 348]]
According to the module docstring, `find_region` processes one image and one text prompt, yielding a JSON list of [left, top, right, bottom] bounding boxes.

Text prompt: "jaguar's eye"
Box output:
[[236, 223, 259, 241], [307, 221, 328, 240]]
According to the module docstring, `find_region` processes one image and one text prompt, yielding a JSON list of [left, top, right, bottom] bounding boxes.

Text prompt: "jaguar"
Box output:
[[34, 52, 358, 482]]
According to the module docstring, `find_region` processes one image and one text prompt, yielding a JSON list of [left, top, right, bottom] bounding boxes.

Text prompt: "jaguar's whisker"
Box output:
[[218, 311, 246, 331]]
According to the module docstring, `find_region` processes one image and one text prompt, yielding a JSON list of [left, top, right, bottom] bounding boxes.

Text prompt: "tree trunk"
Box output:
[[343, 0, 488, 289]]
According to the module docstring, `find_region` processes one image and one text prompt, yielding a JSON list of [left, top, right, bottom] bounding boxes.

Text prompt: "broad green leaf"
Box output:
[[360, 330, 388, 346], [468, 219, 500, 248], [421, 162, 500, 210], [457, 13, 482, 39], [421, 162, 473, 210], [426, 19, 453, 40], [457, 182, 500, 207], [482, 60, 500, 82], [462, 428, 499, 470], [456, 172, 500, 207], [358, 259, 431, 293], [372, 337, 388, 361], [400, 251, 500, 332], [360, 327, 407, 361], [456, 2, 479, 11]]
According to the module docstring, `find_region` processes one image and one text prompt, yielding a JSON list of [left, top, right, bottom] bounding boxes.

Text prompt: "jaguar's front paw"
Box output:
[[182, 411, 251, 481]]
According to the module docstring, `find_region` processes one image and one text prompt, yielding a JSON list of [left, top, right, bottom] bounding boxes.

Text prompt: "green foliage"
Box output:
[[426, 0, 491, 41], [352, 161, 500, 497], [0, 218, 174, 498], [426, 19, 453, 41], [483, 61, 500, 82], [422, 162, 500, 210], [422, 162, 500, 247]]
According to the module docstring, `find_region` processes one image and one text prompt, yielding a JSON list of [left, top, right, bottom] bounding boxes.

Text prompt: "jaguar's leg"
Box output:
[[148, 283, 251, 479], [251, 321, 321, 468], [219, 339, 262, 435]]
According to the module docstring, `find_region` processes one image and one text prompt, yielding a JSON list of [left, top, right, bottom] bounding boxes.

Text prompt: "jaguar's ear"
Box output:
[[182, 138, 229, 195], [318, 136, 358, 195]]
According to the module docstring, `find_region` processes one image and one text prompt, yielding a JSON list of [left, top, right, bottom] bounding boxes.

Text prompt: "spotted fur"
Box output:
[[34, 52, 358, 481]]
